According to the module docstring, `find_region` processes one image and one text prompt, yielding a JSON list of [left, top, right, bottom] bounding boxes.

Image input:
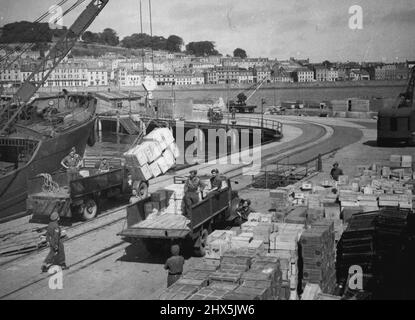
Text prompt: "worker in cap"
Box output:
[[234, 199, 253, 226], [41, 212, 67, 272], [209, 168, 223, 194], [182, 169, 206, 217], [98, 158, 110, 173], [330, 162, 343, 182], [61, 146, 82, 182], [164, 244, 185, 287]]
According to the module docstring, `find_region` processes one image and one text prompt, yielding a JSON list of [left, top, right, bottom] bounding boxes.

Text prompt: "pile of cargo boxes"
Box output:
[[158, 217, 341, 300], [300, 220, 337, 294], [268, 154, 414, 243], [269, 223, 305, 299], [142, 183, 186, 218], [124, 128, 179, 181]]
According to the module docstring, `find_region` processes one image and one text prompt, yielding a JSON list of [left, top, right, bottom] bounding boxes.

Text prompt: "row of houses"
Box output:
[[1, 60, 109, 87], [1, 52, 414, 88]]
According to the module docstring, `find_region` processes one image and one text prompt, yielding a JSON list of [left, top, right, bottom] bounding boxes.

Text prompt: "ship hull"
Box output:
[[0, 118, 95, 222]]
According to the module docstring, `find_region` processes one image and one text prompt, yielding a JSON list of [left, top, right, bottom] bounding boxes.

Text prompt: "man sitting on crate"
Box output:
[[234, 199, 253, 226], [209, 168, 223, 195], [182, 170, 206, 218]]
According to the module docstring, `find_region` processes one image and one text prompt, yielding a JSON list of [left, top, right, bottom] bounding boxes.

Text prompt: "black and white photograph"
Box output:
[[0, 0, 414, 303]]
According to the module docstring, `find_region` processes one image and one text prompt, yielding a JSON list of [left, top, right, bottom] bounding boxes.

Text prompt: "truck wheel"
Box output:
[[82, 198, 98, 220], [194, 229, 208, 257]]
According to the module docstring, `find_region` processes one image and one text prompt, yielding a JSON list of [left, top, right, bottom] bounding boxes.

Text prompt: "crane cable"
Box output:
[[148, 0, 155, 79]]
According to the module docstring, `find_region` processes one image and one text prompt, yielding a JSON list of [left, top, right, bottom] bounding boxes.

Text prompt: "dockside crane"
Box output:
[[0, 0, 110, 136], [377, 66, 415, 146]]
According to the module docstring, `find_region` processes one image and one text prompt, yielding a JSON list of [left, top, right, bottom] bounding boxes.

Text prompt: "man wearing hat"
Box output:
[[61, 146, 82, 182], [98, 158, 110, 173], [183, 170, 205, 217], [330, 162, 343, 182], [164, 244, 185, 287], [41, 212, 67, 272], [235, 199, 253, 225]]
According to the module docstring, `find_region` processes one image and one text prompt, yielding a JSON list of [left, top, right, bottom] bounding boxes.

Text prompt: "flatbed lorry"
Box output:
[[118, 177, 240, 256], [27, 157, 150, 222]]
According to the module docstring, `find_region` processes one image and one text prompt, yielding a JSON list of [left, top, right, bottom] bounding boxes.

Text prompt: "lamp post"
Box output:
[[261, 98, 266, 128]]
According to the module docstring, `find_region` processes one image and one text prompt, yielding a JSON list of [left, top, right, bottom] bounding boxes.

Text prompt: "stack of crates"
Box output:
[[268, 223, 304, 299], [159, 282, 202, 300], [300, 220, 337, 294], [246, 256, 283, 300], [285, 206, 307, 225], [270, 188, 291, 212], [252, 222, 274, 251], [205, 230, 233, 262]]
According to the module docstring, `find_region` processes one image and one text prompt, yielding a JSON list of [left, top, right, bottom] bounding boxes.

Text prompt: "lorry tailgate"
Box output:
[[28, 191, 71, 223], [119, 211, 191, 239]]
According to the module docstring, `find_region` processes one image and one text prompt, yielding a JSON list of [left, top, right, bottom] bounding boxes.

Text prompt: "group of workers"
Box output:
[[53, 146, 262, 286], [53, 146, 344, 287], [60, 147, 111, 182]]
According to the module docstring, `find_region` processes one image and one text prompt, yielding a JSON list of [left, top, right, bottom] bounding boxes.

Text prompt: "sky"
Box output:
[[1, 0, 414, 62]]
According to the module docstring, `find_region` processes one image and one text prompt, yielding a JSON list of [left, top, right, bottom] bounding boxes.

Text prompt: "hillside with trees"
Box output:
[[185, 41, 220, 56], [0, 21, 67, 43], [0, 21, 221, 56]]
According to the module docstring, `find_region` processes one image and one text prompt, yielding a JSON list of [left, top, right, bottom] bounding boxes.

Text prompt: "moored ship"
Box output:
[[0, 93, 97, 221]]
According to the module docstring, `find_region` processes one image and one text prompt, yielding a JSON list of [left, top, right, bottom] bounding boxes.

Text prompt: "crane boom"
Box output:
[[0, 0, 109, 136], [246, 76, 269, 102]]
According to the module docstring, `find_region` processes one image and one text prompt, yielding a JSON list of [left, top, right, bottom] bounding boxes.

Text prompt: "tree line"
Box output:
[[0, 22, 249, 58]]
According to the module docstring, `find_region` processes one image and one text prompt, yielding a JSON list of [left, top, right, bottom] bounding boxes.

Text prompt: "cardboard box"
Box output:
[[162, 149, 175, 167], [148, 161, 161, 177], [130, 163, 153, 181], [156, 156, 170, 174]]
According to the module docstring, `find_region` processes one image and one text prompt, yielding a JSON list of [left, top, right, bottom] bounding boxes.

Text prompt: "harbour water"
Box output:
[[152, 84, 406, 108]]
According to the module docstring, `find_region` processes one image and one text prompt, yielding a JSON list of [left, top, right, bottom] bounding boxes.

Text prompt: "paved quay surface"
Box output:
[[0, 116, 371, 299]]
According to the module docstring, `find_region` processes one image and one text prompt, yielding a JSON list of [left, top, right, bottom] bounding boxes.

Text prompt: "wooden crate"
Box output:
[[187, 287, 232, 300], [209, 271, 242, 285], [159, 283, 200, 300]]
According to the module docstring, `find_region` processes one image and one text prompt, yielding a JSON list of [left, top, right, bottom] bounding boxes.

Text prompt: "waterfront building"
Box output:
[[294, 68, 315, 82], [175, 72, 193, 86], [88, 67, 109, 86], [191, 72, 205, 85], [237, 69, 255, 84], [350, 69, 370, 81], [253, 66, 272, 83], [203, 70, 218, 84], [0, 61, 20, 85]]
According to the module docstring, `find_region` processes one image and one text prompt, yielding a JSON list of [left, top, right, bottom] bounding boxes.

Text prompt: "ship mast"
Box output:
[[0, 0, 110, 136]]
